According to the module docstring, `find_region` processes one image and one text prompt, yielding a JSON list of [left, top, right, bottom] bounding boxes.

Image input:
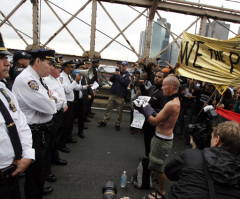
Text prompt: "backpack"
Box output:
[[131, 157, 153, 189]]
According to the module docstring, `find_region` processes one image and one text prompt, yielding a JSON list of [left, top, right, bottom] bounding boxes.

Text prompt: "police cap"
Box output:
[[92, 59, 100, 64], [82, 58, 91, 64], [55, 55, 63, 63], [62, 59, 76, 68], [29, 49, 56, 63], [0, 33, 11, 56]]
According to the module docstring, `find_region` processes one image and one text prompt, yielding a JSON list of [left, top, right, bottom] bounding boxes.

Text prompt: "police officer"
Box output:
[[58, 60, 82, 153], [44, 58, 68, 183], [0, 33, 34, 199], [74, 60, 92, 138], [12, 48, 56, 199], [88, 59, 101, 117], [11, 51, 31, 82]]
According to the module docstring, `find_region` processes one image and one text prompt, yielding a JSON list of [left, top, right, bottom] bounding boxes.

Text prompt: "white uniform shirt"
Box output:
[[77, 76, 88, 99], [0, 82, 35, 169], [60, 71, 87, 101], [12, 66, 56, 125], [44, 75, 67, 111]]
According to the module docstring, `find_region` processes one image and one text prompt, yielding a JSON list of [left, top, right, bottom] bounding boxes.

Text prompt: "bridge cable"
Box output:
[[46, 0, 135, 53]]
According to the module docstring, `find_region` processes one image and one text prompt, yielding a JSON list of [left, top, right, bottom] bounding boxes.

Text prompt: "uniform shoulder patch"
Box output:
[[59, 77, 63, 84], [27, 80, 39, 91], [16, 68, 24, 72]]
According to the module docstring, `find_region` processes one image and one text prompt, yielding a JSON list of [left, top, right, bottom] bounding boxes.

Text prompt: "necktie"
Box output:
[[0, 98, 22, 160], [40, 78, 49, 96], [68, 75, 73, 83]]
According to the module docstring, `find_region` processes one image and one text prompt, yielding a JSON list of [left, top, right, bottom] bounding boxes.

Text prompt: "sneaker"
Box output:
[[115, 125, 120, 131], [98, 121, 106, 127]]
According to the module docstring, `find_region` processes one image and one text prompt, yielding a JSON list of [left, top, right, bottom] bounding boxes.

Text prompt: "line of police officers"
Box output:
[[0, 32, 98, 199]]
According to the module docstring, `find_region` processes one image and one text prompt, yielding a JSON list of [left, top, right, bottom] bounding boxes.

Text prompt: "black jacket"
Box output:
[[109, 71, 130, 98], [165, 148, 240, 199], [140, 84, 167, 113]]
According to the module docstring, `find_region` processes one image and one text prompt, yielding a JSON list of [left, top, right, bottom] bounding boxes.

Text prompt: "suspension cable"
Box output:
[[47, 0, 134, 53]]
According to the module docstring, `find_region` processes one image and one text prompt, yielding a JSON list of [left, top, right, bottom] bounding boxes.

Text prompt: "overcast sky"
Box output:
[[1, 0, 239, 62]]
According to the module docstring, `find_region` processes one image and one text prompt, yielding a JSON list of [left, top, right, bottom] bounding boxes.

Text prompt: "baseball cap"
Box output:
[[121, 61, 128, 66], [13, 51, 31, 62]]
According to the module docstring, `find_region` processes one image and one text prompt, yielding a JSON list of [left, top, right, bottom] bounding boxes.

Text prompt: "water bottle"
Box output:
[[120, 171, 127, 188]]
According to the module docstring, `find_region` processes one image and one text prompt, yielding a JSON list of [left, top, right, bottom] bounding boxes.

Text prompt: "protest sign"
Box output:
[[176, 32, 240, 87]]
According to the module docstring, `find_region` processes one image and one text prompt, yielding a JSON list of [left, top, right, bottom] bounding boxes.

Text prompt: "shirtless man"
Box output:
[[134, 76, 180, 199]]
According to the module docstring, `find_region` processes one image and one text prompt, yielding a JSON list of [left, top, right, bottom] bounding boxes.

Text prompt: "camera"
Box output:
[[188, 109, 218, 150], [102, 181, 117, 199], [116, 67, 120, 72]]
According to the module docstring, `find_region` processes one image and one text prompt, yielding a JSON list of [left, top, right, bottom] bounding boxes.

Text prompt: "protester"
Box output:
[[98, 61, 131, 131], [139, 71, 166, 157], [234, 89, 240, 113], [217, 88, 235, 111], [134, 76, 180, 199]]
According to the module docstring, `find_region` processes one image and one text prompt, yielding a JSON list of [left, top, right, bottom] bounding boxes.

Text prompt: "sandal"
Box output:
[[143, 190, 166, 199]]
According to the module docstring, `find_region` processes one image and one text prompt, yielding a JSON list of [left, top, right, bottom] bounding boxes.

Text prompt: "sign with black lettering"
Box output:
[[176, 32, 240, 87]]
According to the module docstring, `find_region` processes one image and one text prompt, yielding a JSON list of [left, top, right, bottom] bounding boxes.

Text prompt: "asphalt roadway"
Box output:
[[20, 109, 190, 199]]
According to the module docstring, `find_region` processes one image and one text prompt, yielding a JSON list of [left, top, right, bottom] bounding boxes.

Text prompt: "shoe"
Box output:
[[84, 126, 88, 130], [52, 158, 68, 166], [58, 146, 71, 153], [67, 138, 77, 143], [78, 132, 85, 139], [87, 115, 94, 118], [85, 119, 91, 122], [45, 173, 57, 183], [115, 125, 120, 131], [98, 121, 106, 127], [90, 112, 95, 115], [42, 186, 53, 196]]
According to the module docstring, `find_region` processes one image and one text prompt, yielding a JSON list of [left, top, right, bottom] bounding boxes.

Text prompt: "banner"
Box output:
[[216, 107, 240, 124], [176, 32, 240, 87]]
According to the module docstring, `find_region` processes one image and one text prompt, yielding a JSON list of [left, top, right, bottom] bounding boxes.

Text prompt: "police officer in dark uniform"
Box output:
[[0, 32, 34, 199], [11, 51, 31, 82], [88, 59, 101, 117], [12, 49, 57, 199]]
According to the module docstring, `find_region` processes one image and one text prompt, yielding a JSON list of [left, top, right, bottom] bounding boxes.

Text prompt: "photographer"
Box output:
[[121, 121, 240, 199], [98, 61, 131, 131]]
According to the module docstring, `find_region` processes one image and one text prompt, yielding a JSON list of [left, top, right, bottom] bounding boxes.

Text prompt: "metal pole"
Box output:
[[89, 0, 97, 60]]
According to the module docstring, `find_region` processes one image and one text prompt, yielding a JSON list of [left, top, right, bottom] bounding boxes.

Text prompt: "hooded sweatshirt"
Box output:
[[165, 148, 240, 199]]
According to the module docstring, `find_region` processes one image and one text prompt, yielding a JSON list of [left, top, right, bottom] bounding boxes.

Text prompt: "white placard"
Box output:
[[130, 96, 151, 129], [130, 109, 145, 129], [91, 81, 99, 90]]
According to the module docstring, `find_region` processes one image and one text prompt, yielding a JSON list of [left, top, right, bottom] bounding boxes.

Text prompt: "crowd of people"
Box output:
[[0, 30, 240, 199]]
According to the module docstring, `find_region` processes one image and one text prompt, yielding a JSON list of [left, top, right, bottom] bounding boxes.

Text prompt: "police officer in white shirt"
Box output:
[[0, 33, 34, 199], [44, 58, 68, 183], [12, 49, 56, 199], [58, 60, 84, 153], [73, 60, 92, 139]]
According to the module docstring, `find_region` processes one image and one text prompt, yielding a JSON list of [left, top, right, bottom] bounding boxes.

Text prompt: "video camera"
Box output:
[[188, 107, 218, 149], [102, 181, 117, 199]]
